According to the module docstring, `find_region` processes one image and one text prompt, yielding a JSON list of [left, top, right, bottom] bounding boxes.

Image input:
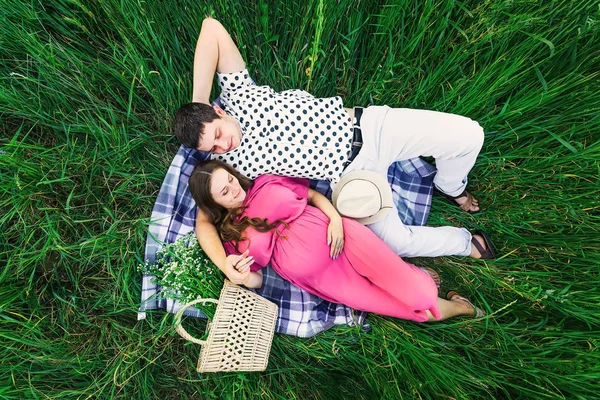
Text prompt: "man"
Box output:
[[173, 18, 494, 283]]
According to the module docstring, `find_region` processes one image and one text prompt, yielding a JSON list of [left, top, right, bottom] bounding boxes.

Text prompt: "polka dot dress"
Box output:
[[214, 69, 352, 183]]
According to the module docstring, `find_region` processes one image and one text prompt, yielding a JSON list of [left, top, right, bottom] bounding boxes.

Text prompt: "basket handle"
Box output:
[[174, 298, 219, 345]]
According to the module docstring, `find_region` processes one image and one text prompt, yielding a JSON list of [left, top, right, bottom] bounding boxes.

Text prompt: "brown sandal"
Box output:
[[441, 189, 480, 214], [471, 230, 497, 260], [447, 290, 485, 318]]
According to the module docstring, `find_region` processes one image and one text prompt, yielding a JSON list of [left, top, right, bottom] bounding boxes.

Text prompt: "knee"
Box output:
[[366, 222, 413, 256], [469, 120, 485, 151]]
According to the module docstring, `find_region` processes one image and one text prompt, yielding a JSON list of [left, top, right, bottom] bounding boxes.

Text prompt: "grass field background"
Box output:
[[1, 0, 599, 398]]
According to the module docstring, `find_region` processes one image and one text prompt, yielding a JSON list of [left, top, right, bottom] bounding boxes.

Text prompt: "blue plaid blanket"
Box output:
[[138, 144, 436, 337]]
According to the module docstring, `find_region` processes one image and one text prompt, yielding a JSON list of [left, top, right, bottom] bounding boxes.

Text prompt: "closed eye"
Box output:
[[210, 129, 221, 153]]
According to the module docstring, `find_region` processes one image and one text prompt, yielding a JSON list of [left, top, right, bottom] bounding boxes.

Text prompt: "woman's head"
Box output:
[[189, 160, 252, 224], [189, 160, 287, 247]]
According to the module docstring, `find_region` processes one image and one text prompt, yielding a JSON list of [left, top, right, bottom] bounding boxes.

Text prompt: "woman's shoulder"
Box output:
[[245, 175, 284, 203], [253, 174, 295, 188], [249, 175, 309, 200], [253, 174, 279, 184], [255, 174, 309, 186]]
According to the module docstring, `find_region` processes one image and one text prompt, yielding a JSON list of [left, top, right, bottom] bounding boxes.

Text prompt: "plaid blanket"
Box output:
[[138, 144, 436, 337]]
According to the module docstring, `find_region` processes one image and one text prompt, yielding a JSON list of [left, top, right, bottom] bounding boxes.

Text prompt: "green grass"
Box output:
[[1, 0, 599, 398]]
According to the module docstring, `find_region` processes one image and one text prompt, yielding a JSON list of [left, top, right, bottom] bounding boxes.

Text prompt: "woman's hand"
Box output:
[[327, 216, 344, 259], [224, 250, 254, 285], [307, 188, 345, 259]]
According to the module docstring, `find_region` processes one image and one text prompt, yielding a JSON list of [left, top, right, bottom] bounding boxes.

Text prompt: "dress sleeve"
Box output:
[[245, 175, 310, 223], [267, 176, 310, 199]]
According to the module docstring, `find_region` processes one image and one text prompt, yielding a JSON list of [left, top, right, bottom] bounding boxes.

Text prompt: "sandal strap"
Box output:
[[471, 236, 491, 259]]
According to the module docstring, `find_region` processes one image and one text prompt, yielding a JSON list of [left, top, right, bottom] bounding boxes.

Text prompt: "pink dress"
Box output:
[[224, 175, 441, 322]]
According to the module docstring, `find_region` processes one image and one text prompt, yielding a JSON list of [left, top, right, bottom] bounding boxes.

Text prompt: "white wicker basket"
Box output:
[[174, 279, 278, 372]]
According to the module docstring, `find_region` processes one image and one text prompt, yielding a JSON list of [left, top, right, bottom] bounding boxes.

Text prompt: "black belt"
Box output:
[[344, 106, 364, 169]]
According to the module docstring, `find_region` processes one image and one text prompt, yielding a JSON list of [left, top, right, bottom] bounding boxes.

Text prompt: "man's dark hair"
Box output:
[[173, 103, 221, 149]]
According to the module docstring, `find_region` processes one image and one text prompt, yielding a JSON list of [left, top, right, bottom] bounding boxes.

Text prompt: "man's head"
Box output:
[[173, 103, 242, 153]]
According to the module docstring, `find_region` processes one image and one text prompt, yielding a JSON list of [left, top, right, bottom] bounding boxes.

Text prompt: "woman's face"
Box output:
[[209, 168, 246, 209]]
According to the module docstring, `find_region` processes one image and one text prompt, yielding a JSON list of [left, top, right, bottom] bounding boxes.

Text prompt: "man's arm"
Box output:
[[192, 18, 246, 103]]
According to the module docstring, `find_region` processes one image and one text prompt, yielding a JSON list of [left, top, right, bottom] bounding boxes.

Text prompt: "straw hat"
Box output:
[[332, 170, 393, 225]]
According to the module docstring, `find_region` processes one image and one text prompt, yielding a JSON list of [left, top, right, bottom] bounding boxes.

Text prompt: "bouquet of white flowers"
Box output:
[[139, 233, 224, 317]]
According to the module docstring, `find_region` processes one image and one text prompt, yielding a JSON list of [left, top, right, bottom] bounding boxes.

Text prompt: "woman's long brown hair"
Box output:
[[189, 160, 288, 250]]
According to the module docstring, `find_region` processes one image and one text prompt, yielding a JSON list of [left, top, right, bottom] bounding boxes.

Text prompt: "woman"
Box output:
[[189, 160, 484, 322]]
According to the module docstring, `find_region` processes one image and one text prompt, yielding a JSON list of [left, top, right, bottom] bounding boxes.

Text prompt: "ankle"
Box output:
[[470, 234, 484, 258]]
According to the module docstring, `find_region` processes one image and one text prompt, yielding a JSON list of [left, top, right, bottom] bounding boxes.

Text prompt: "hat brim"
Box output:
[[332, 170, 394, 225], [354, 206, 393, 225]]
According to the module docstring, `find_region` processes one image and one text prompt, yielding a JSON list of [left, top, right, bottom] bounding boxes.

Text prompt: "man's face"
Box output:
[[196, 106, 242, 154]]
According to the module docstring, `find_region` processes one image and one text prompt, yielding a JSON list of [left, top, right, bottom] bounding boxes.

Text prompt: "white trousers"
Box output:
[[340, 106, 485, 257]]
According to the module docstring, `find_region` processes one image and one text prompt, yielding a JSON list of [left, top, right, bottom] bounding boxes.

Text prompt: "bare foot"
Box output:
[[448, 291, 485, 317], [448, 293, 475, 314]]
